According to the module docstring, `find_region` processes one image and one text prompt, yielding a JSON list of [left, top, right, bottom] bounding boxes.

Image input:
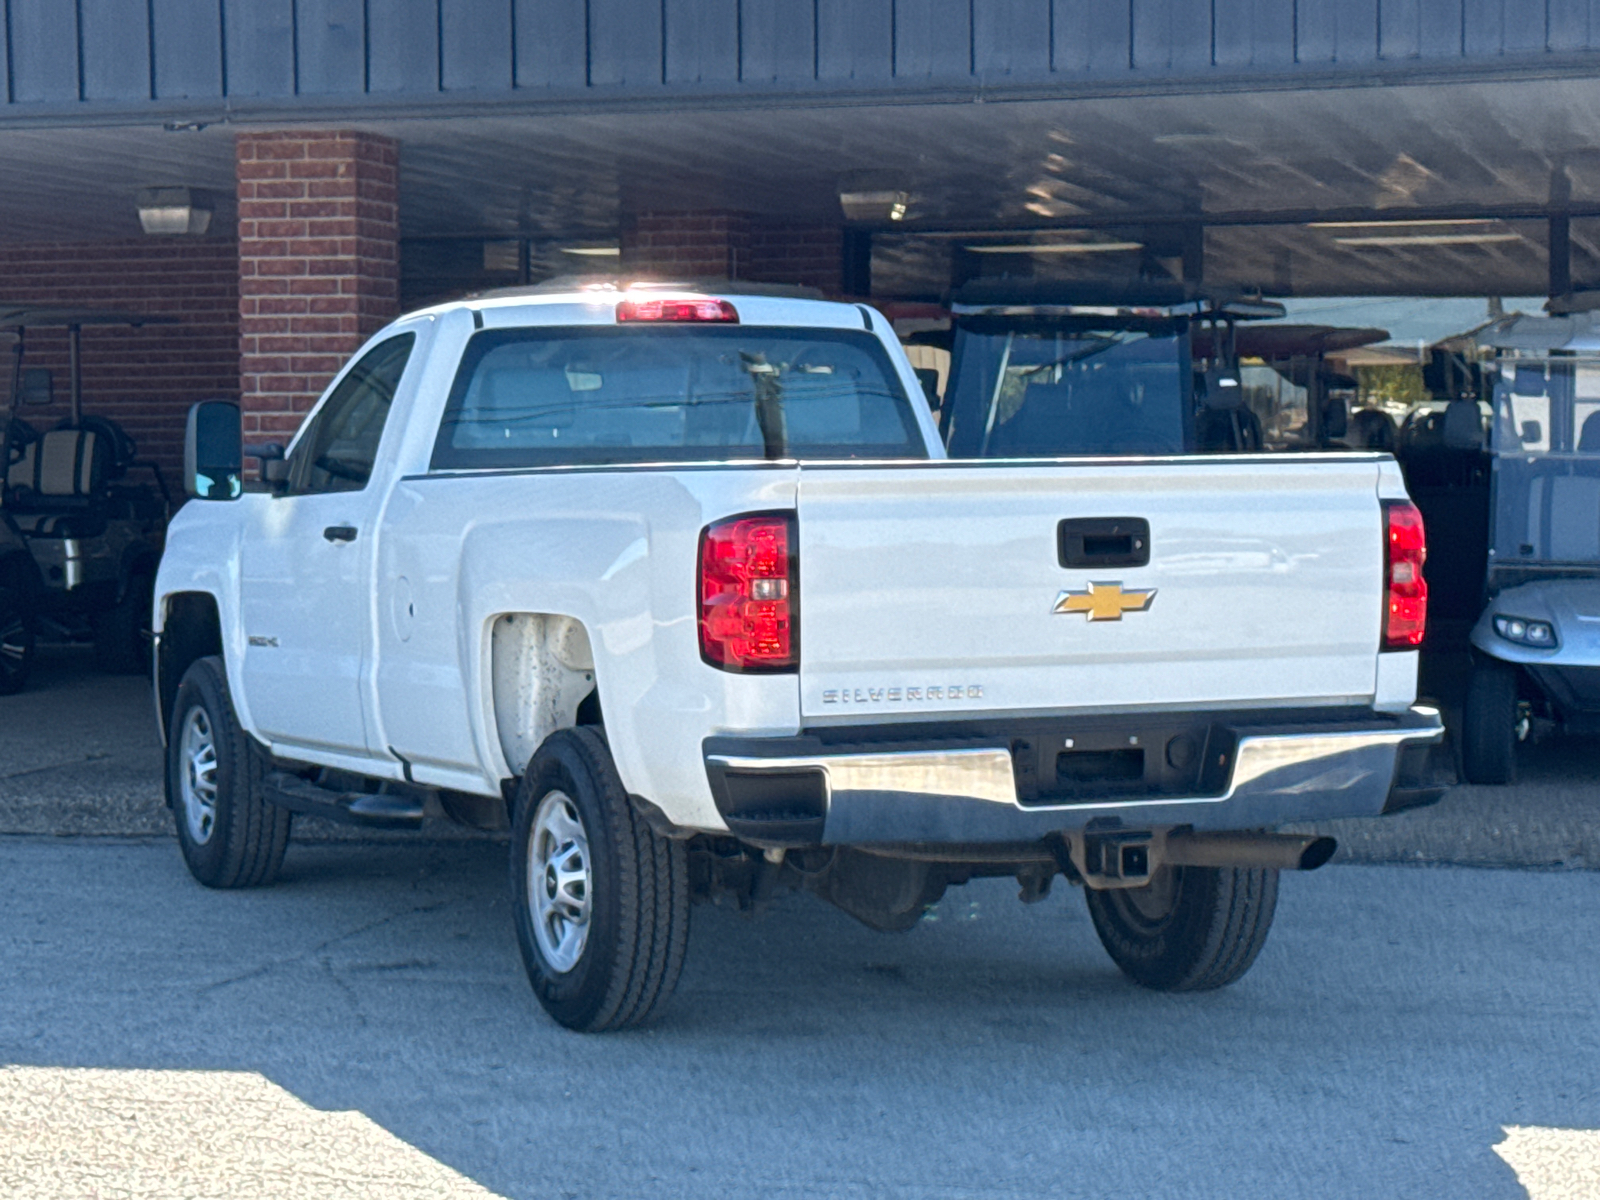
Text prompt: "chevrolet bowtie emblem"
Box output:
[[1053, 582, 1157, 621]]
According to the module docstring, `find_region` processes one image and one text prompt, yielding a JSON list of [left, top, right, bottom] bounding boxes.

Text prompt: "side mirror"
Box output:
[[18, 368, 53, 406], [183, 400, 242, 500], [912, 367, 941, 411], [1520, 420, 1543, 445]]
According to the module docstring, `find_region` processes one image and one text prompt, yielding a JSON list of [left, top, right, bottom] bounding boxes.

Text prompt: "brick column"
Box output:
[[235, 131, 399, 441]]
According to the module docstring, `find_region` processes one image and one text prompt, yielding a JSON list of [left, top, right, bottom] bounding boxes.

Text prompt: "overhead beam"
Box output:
[[855, 200, 1600, 236]]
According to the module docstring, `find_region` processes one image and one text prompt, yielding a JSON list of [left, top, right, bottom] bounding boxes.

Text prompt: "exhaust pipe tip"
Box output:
[[1298, 836, 1338, 871]]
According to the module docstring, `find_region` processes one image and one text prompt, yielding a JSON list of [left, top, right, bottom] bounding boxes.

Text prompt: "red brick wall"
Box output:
[[236, 130, 400, 440], [621, 211, 843, 295], [747, 221, 844, 294], [0, 239, 239, 482], [621, 211, 750, 281]]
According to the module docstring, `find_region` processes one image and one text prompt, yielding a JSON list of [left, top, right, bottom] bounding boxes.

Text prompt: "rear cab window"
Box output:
[[430, 325, 926, 470]]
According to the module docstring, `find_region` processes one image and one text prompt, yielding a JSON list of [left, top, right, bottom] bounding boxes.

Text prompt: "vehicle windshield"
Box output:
[[942, 322, 1189, 458], [431, 326, 924, 469], [1489, 360, 1600, 566]]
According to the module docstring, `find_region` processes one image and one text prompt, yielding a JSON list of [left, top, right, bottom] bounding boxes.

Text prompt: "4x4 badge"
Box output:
[[1053, 582, 1156, 622]]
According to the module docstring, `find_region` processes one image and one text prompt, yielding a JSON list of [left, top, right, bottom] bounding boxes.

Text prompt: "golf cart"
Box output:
[[916, 282, 1362, 458], [1196, 321, 1394, 451], [0, 307, 173, 691], [1454, 312, 1600, 782]]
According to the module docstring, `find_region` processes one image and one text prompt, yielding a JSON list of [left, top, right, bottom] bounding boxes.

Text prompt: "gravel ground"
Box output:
[[1, 643, 1595, 867]]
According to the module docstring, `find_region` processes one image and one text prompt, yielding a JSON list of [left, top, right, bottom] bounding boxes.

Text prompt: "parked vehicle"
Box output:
[[925, 281, 1365, 458], [0, 308, 173, 683], [1453, 313, 1600, 783], [155, 281, 1444, 1031], [905, 284, 1387, 457]]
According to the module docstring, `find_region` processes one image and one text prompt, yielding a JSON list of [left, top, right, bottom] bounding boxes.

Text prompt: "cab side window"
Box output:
[[289, 334, 416, 493]]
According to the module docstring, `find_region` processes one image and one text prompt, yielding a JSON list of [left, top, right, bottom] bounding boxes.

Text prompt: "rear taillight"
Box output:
[[698, 513, 797, 672], [616, 297, 739, 323], [1383, 500, 1427, 649]]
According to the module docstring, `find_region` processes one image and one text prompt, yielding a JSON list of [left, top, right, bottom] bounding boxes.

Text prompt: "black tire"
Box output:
[[1461, 663, 1519, 786], [1085, 865, 1279, 992], [510, 727, 690, 1032], [0, 586, 35, 695], [93, 573, 154, 675], [167, 655, 291, 888]]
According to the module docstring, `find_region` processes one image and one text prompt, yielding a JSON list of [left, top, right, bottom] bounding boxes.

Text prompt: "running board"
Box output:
[[262, 770, 426, 830]]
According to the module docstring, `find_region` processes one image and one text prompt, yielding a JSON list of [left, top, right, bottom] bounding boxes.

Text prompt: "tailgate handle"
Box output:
[[1059, 518, 1150, 568]]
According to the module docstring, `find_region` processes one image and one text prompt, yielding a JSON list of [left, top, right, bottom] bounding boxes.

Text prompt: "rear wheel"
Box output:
[[511, 727, 689, 1032], [93, 572, 154, 674], [0, 587, 35, 695], [1461, 663, 1519, 786], [167, 656, 291, 888], [1085, 865, 1279, 992]]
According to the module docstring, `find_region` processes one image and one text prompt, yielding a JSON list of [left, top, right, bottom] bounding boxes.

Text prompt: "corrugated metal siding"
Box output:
[[1213, 1, 1296, 68], [440, 0, 514, 91], [6, 0, 1600, 113], [151, 0, 224, 99], [590, 0, 666, 87], [974, 1, 1052, 78], [10, 0, 80, 103], [895, 0, 972, 79], [513, 0, 587, 89], [368, 0, 439, 94], [223, 1, 296, 98], [80, 1, 153, 101], [296, 0, 366, 96]]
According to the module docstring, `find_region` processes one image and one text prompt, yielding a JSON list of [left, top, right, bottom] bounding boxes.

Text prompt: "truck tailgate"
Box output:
[[795, 459, 1385, 720]]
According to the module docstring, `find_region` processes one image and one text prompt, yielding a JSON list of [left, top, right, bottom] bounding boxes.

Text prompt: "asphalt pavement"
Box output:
[[2, 837, 1597, 1198], [2, 644, 1598, 1197]]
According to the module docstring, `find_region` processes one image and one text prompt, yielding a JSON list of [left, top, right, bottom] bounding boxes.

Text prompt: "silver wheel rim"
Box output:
[[179, 707, 218, 845], [529, 790, 592, 974]]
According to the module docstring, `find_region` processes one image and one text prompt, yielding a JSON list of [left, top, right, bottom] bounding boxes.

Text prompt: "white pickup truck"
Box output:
[[154, 283, 1445, 1031]]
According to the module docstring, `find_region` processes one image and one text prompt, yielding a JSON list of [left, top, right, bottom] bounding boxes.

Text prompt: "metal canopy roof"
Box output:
[[1194, 325, 1392, 359], [0, 72, 1595, 298]]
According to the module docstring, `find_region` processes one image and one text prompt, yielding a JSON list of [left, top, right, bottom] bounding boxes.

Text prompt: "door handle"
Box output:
[[1058, 518, 1149, 568], [323, 525, 358, 543]]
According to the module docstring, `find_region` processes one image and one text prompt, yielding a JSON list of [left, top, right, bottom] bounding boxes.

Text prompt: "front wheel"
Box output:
[[0, 587, 35, 695], [167, 656, 291, 888], [1460, 663, 1520, 785], [511, 728, 689, 1032], [1085, 865, 1279, 992]]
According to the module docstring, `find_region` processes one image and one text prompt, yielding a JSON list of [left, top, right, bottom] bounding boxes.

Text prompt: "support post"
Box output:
[[68, 324, 82, 425], [1550, 165, 1573, 304]]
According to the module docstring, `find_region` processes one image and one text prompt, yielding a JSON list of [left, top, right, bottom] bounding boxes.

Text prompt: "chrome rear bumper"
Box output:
[[703, 705, 1446, 846]]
